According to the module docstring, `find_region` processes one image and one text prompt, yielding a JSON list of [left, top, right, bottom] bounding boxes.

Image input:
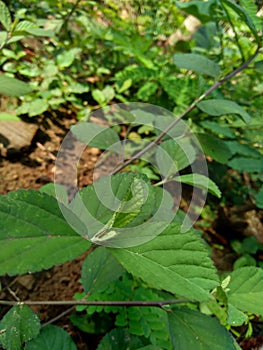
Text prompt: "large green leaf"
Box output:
[[109, 224, 219, 301], [81, 247, 125, 294], [174, 53, 221, 78], [173, 173, 221, 198], [0, 305, 40, 350], [0, 0, 11, 31], [0, 190, 90, 275], [25, 325, 77, 350], [227, 267, 263, 315], [196, 133, 232, 164], [168, 307, 236, 350], [0, 75, 33, 97], [197, 99, 251, 124]]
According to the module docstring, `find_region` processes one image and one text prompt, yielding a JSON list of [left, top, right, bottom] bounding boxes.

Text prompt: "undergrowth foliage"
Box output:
[[0, 0, 263, 349]]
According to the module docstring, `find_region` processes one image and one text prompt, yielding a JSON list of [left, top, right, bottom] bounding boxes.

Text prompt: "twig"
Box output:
[[112, 47, 261, 174], [0, 299, 189, 307], [41, 306, 76, 328]]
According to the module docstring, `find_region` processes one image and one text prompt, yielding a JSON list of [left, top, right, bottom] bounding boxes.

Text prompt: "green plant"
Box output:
[[0, 0, 263, 349]]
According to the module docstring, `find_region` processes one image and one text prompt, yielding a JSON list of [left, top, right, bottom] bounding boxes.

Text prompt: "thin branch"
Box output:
[[112, 47, 261, 175], [41, 306, 76, 328], [222, 3, 246, 62], [0, 298, 189, 307]]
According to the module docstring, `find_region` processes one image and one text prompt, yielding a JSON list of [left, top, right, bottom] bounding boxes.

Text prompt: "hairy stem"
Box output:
[[0, 298, 189, 307]]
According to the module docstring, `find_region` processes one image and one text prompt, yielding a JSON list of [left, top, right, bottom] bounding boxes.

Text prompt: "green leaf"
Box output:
[[0, 30, 7, 47], [225, 141, 261, 158], [25, 325, 77, 350], [228, 157, 263, 173], [255, 186, 263, 209], [0, 1, 11, 31], [176, 0, 218, 22], [137, 82, 159, 101], [92, 89, 106, 105], [109, 224, 219, 301], [71, 122, 120, 150], [0, 190, 90, 275], [0, 75, 33, 97], [174, 53, 221, 78], [196, 133, 232, 164], [56, 48, 81, 68], [81, 246, 125, 293], [227, 267, 263, 315], [173, 174, 221, 198], [24, 28, 54, 37], [156, 138, 196, 178], [168, 307, 236, 349], [227, 304, 248, 326], [97, 328, 144, 350], [200, 121, 235, 139], [28, 98, 49, 117], [0, 305, 40, 350], [197, 99, 251, 124]]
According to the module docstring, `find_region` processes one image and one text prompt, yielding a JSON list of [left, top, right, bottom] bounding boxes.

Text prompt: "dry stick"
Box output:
[[0, 299, 188, 307], [112, 47, 261, 175]]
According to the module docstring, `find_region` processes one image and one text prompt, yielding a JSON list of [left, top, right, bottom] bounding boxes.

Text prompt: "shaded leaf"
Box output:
[[81, 246, 125, 293], [228, 157, 263, 173], [196, 133, 232, 164], [168, 307, 236, 350], [97, 328, 144, 350], [0, 305, 40, 350], [197, 99, 251, 124], [174, 53, 221, 78], [25, 325, 77, 350], [255, 186, 263, 209]]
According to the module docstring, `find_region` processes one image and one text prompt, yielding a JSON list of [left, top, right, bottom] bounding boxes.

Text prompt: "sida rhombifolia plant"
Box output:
[[0, 1, 263, 350]]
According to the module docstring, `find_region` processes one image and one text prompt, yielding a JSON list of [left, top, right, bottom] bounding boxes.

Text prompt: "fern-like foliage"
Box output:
[[81, 273, 172, 349], [239, 0, 262, 31]]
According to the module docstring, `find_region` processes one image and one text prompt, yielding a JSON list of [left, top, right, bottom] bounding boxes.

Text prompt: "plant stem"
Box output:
[[222, 3, 246, 62], [112, 46, 261, 174], [0, 298, 189, 307]]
